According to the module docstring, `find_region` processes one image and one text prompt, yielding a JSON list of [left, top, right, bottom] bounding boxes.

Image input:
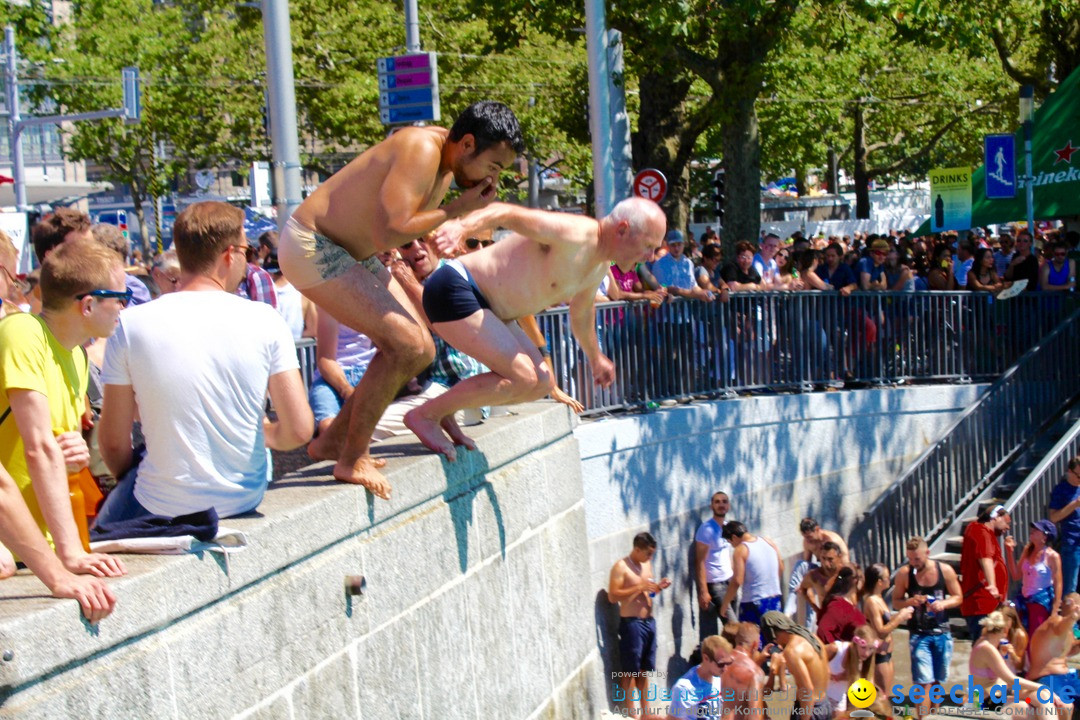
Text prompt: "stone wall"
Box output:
[[0, 403, 601, 720], [577, 385, 985, 698]]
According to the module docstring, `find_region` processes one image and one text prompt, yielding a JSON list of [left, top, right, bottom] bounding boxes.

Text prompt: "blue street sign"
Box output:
[[379, 104, 439, 124], [985, 134, 1016, 199], [376, 51, 440, 125], [380, 87, 434, 108]]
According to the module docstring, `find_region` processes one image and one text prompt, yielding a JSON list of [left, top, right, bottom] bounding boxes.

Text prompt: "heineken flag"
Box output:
[[915, 65, 1080, 235]]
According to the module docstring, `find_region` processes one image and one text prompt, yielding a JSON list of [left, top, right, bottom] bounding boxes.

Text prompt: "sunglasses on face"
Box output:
[[465, 238, 494, 249], [76, 288, 134, 307]]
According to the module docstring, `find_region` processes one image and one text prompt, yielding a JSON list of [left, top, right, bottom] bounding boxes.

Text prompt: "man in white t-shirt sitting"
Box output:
[[95, 201, 313, 526], [667, 635, 732, 719]]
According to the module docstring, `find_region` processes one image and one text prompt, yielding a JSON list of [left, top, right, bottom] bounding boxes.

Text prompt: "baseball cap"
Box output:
[[1031, 519, 1057, 541], [665, 230, 685, 244]]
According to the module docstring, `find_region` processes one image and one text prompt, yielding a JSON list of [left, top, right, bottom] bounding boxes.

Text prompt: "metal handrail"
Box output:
[[535, 291, 1077, 416], [849, 305, 1080, 567], [1005, 417, 1080, 550]]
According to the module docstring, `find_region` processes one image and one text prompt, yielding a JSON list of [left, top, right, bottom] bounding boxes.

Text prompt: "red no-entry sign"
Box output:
[[633, 169, 667, 202]]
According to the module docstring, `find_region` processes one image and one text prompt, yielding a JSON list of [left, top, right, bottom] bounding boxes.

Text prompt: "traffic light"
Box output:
[[712, 169, 725, 224]]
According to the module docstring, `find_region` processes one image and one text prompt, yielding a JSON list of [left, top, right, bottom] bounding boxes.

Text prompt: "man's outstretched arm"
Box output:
[[568, 284, 614, 387], [433, 203, 595, 255]]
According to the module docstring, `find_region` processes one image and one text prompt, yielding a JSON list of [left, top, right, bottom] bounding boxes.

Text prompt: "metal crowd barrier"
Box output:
[[1006, 419, 1080, 552], [295, 337, 316, 388], [536, 291, 1078, 416], [849, 305, 1080, 568]]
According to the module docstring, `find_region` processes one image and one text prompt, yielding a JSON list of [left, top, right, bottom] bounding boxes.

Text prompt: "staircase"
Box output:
[[928, 404, 1080, 637], [850, 306, 1080, 575]]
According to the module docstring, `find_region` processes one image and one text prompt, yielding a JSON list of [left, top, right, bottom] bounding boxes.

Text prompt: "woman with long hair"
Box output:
[[999, 604, 1029, 675], [825, 624, 884, 718], [817, 566, 869, 643], [1005, 519, 1062, 636], [860, 563, 915, 697], [967, 247, 1006, 293], [969, 611, 1064, 716]]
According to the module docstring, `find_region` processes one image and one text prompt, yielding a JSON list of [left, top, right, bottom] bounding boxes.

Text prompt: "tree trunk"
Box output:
[[720, 95, 761, 256], [631, 71, 693, 234], [794, 166, 807, 197], [827, 147, 839, 195], [852, 103, 871, 220]]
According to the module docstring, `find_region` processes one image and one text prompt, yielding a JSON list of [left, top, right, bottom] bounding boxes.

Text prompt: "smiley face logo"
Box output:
[[847, 678, 876, 709]]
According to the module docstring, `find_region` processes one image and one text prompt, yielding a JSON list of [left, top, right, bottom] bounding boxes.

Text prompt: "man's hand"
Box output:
[[644, 289, 667, 306], [55, 431, 90, 474], [987, 585, 1001, 599], [550, 386, 584, 413], [61, 551, 126, 578], [1004, 536, 1017, 552], [431, 220, 467, 258], [49, 573, 117, 625], [699, 590, 712, 611], [659, 578, 672, 591], [446, 177, 497, 217], [839, 285, 854, 296], [591, 354, 615, 387]]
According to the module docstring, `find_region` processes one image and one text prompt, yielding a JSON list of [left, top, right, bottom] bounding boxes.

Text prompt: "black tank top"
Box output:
[[906, 560, 949, 634]]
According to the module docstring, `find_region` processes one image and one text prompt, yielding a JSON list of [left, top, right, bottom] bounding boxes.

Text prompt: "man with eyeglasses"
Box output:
[[94, 202, 313, 530], [283, 101, 524, 499], [1050, 457, 1080, 594], [150, 251, 182, 296], [667, 635, 733, 719], [0, 237, 128, 580]]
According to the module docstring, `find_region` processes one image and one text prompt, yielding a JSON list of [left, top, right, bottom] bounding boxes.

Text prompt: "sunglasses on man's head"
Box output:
[[76, 288, 134, 306], [465, 238, 494, 249]]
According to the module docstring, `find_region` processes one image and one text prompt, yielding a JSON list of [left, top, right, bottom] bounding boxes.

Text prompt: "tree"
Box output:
[[471, 0, 804, 251], [893, 0, 1079, 96], [43, 0, 264, 254], [759, 3, 1011, 218]]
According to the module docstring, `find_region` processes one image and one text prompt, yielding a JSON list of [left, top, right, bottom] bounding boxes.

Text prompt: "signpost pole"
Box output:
[[1019, 85, 1036, 235]]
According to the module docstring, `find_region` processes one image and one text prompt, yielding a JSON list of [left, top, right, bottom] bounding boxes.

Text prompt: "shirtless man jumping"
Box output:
[[279, 101, 524, 497], [407, 197, 666, 458]]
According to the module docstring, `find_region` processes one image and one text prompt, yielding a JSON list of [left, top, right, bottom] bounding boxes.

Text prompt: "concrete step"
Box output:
[[944, 535, 964, 554]]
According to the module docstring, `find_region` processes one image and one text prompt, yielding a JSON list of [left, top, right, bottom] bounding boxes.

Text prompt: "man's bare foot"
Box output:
[[0, 544, 16, 579], [440, 416, 477, 451], [404, 409, 457, 461], [307, 434, 385, 468], [333, 455, 392, 500], [306, 431, 337, 462]]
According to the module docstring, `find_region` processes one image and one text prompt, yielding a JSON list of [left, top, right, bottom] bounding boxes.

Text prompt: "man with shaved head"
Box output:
[[412, 197, 667, 457]]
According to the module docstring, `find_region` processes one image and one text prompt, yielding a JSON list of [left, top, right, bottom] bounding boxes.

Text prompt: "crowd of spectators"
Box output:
[[602, 225, 1077, 300], [0, 205, 1076, 631], [612, 485, 1080, 719]]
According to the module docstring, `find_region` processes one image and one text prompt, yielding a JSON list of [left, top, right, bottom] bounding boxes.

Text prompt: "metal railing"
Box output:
[[1005, 418, 1080, 550], [849, 305, 1080, 568], [295, 337, 316, 388], [535, 291, 1078, 416]]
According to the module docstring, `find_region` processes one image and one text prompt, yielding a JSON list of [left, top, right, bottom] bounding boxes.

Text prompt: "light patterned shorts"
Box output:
[[278, 216, 383, 290]]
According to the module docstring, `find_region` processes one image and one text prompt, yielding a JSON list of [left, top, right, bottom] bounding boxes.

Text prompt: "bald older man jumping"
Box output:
[[405, 197, 666, 459]]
